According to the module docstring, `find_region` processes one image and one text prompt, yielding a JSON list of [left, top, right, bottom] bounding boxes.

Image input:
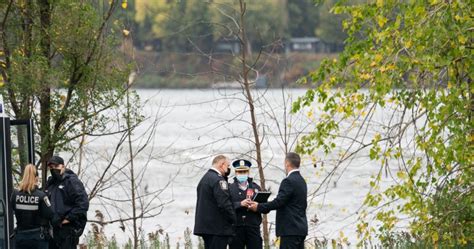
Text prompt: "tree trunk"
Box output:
[[238, 1, 270, 248], [38, 0, 52, 187], [126, 80, 139, 249]]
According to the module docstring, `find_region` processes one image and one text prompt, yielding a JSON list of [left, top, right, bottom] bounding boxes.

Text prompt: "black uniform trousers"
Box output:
[[202, 235, 232, 249], [280, 236, 305, 249], [229, 226, 262, 249], [49, 226, 80, 249], [15, 229, 48, 249]]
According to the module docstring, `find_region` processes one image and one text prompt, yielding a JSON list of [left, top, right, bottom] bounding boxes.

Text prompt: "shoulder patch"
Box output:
[[219, 180, 228, 190], [43, 196, 51, 207]]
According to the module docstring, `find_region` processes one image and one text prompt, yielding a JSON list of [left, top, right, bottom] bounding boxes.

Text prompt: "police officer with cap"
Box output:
[[194, 155, 236, 249], [11, 164, 54, 249], [229, 159, 262, 249], [45, 155, 89, 249]]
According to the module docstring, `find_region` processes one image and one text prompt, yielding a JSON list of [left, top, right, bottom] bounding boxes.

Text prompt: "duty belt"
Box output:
[[16, 227, 42, 233]]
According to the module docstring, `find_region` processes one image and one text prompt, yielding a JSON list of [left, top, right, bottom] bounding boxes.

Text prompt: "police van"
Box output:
[[0, 97, 36, 248]]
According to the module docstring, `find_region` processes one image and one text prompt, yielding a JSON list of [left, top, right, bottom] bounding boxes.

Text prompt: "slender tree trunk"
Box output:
[[38, 0, 52, 186], [126, 80, 138, 249], [77, 99, 88, 177], [238, 1, 269, 247]]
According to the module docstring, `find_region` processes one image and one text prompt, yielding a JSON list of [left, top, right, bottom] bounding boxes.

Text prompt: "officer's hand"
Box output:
[[248, 201, 258, 212], [52, 215, 62, 227], [240, 199, 251, 207], [61, 219, 70, 225]]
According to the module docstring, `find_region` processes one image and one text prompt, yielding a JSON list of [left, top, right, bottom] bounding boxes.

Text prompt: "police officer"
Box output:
[[229, 159, 262, 249], [45, 155, 89, 249], [249, 152, 308, 249], [194, 155, 236, 249], [11, 164, 54, 249]]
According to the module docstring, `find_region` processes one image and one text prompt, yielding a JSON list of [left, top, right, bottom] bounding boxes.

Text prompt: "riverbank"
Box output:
[[133, 50, 337, 88]]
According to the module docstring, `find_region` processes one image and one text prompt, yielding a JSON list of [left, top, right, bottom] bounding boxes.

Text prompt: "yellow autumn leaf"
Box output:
[[385, 64, 395, 71], [374, 133, 381, 141], [468, 134, 474, 142], [432, 231, 439, 242], [275, 237, 280, 246], [396, 171, 406, 179], [121, 1, 127, 9], [377, 16, 388, 28], [122, 29, 130, 36], [336, 105, 344, 113], [352, 9, 362, 18], [360, 72, 372, 80], [374, 54, 383, 63], [18, 0, 26, 8]]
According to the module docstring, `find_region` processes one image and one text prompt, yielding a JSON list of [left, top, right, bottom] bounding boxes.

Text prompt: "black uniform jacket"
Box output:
[[229, 177, 262, 227], [45, 169, 89, 230], [11, 188, 54, 230], [194, 169, 236, 236], [257, 171, 308, 237]]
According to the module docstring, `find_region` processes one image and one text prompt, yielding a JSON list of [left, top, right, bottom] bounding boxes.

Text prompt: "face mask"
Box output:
[[224, 168, 231, 177], [50, 169, 62, 181], [236, 175, 248, 183]]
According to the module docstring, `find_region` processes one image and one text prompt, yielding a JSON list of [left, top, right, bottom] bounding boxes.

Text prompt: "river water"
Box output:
[[77, 89, 402, 247]]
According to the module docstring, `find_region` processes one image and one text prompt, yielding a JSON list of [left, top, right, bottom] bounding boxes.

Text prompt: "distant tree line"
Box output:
[[121, 0, 346, 53]]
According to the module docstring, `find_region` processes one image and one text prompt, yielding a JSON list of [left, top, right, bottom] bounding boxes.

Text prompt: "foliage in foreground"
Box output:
[[0, 0, 140, 181], [293, 0, 472, 247]]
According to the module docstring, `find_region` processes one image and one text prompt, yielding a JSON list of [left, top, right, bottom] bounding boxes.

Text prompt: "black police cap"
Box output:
[[232, 159, 252, 171], [47, 155, 64, 165]]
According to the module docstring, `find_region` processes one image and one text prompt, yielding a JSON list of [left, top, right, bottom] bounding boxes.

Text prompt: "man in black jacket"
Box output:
[[229, 159, 262, 249], [249, 152, 307, 249], [45, 155, 89, 249], [194, 155, 236, 249]]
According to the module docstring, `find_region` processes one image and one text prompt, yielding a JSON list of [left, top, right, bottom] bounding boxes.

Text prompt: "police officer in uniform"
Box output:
[[194, 155, 236, 249], [11, 164, 54, 249], [229, 159, 262, 249], [45, 155, 89, 249]]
